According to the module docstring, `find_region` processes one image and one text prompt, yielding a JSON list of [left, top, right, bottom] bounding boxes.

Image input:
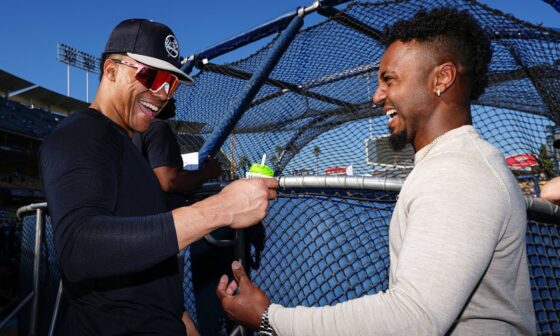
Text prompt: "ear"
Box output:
[[433, 61, 456, 96], [103, 58, 118, 82]]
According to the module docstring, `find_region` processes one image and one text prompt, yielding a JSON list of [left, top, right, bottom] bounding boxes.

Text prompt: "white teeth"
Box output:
[[386, 109, 397, 119], [140, 101, 159, 112]]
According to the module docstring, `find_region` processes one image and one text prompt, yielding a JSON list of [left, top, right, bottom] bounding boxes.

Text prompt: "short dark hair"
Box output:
[[99, 53, 109, 82], [98, 53, 126, 81], [383, 8, 492, 100]]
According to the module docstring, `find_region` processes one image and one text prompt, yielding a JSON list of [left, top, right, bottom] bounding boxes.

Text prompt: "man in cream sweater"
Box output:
[[216, 7, 537, 336]]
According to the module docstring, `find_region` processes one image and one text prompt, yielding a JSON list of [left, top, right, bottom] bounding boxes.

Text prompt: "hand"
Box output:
[[218, 178, 278, 229], [201, 156, 221, 180], [181, 311, 201, 336], [172, 178, 277, 250], [216, 261, 270, 329]]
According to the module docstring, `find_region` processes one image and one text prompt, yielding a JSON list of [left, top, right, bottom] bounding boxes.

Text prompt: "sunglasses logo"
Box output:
[[165, 35, 179, 59]]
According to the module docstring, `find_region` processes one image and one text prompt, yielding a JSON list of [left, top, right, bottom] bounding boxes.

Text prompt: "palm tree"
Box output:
[[239, 155, 250, 176], [313, 145, 321, 174], [274, 146, 284, 169]]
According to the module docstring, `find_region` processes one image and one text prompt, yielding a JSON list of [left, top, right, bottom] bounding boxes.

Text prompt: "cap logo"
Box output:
[[165, 35, 179, 58]]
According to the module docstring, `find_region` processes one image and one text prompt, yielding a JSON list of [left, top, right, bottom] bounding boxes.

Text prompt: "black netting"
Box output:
[[250, 190, 394, 307], [182, 237, 237, 335], [13, 195, 560, 335], [527, 215, 560, 335], [173, 0, 559, 179], [18, 212, 61, 336], [177, 189, 560, 336], [180, 189, 394, 335]]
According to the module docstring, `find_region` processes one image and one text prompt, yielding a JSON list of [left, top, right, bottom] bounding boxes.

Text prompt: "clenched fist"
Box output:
[[218, 178, 279, 229]]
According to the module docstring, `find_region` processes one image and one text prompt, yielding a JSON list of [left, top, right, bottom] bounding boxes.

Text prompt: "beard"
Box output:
[[388, 128, 409, 151]]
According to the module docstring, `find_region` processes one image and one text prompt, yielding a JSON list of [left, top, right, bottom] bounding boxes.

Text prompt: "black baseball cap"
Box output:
[[104, 18, 193, 84]]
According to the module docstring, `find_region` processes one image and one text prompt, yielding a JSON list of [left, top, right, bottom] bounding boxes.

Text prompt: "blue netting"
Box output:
[[527, 215, 560, 335], [178, 188, 560, 336], [14, 193, 560, 336], [250, 190, 393, 307]]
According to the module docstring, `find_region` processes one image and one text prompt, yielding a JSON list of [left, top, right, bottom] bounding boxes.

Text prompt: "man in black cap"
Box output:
[[39, 19, 278, 335]]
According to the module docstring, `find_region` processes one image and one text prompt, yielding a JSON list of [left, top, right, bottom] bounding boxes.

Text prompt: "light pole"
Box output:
[[57, 44, 101, 102]]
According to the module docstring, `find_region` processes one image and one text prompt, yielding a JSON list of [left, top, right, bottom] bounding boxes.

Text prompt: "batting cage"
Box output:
[[172, 1, 560, 332], [173, 0, 560, 180], [5, 0, 560, 335], [12, 185, 560, 336]]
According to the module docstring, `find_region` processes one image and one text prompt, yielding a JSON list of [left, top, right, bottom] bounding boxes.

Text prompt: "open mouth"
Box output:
[[139, 100, 162, 120], [140, 101, 161, 114], [386, 108, 398, 120]]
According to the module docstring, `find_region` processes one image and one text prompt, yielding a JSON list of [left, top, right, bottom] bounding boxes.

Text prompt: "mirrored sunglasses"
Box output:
[[111, 59, 180, 98]]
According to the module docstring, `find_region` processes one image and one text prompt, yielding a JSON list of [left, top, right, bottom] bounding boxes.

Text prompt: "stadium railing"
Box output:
[[3, 176, 560, 336]]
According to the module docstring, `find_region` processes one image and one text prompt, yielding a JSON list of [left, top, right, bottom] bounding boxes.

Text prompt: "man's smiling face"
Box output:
[[373, 40, 437, 151]]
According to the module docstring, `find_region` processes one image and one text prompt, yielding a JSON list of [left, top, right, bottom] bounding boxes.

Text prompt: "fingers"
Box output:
[[268, 188, 277, 199], [216, 274, 229, 301], [216, 273, 239, 297], [226, 279, 238, 295], [250, 178, 278, 199], [261, 177, 279, 189], [232, 260, 250, 286]]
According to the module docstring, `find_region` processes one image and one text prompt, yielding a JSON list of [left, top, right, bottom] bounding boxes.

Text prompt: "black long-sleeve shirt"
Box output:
[[39, 109, 185, 335]]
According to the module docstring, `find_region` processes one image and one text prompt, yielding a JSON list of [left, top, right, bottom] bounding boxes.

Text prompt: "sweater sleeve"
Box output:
[[269, 152, 510, 336], [39, 119, 179, 282]]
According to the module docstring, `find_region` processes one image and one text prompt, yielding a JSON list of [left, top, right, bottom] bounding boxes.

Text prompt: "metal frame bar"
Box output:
[[181, 0, 352, 73], [197, 176, 560, 218], [197, 10, 306, 165], [0, 292, 34, 330], [28, 207, 44, 336], [202, 62, 360, 109], [0, 203, 50, 335], [317, 5, 384, 40], [48, 281, 63, 336], [279, 175, 404, 191]]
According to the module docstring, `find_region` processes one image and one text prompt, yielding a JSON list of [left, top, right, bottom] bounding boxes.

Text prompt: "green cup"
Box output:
[[246, 163, 274, 178]]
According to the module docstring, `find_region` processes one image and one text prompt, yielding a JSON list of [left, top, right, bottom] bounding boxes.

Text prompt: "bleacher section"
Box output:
[[0, 69, 88, 140], [0, 68, 88, 194], [0, 97, 60, 139]]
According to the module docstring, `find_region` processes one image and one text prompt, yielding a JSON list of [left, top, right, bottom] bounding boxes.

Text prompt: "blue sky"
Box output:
[[0, 0, 558, 103]]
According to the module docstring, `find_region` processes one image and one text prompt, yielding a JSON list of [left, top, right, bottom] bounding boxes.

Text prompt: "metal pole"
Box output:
[[180, 56, 196, 75], [66, 64, 70, 97], [48, 281, 63, 336], [86, 71, 89, 102], [234, 230, 246, 271], [29, 208, 44, 336], [186, 0, 334, 63], [234, 230, 247, 336], [198, 10, 306, 166], [0, 292, 34, 329], [549, 126, 559, 174]]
